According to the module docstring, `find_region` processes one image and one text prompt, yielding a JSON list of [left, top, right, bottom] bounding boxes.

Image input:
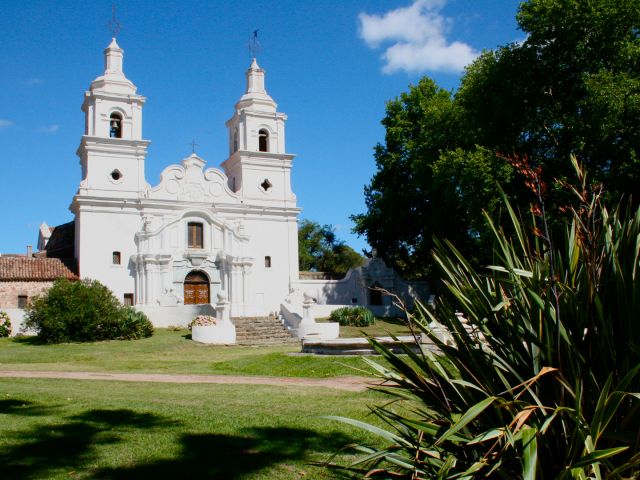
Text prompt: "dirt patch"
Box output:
[[0, 370, 375, 392]]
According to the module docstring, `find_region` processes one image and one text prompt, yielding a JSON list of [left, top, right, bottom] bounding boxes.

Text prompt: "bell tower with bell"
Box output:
[[76, 36, 150, 197]]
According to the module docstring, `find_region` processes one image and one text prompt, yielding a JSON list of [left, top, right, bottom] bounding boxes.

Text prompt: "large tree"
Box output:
[[353, 0, 640, 279], [298, 220, 363, 275]]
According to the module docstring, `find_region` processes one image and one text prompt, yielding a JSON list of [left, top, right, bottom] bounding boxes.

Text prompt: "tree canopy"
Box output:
[[298, 220, 363, 275], [352, 0, 640, 280]]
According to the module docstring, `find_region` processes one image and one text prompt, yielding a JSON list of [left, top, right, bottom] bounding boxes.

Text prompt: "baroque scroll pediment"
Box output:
[[149, 153, 238, 202]]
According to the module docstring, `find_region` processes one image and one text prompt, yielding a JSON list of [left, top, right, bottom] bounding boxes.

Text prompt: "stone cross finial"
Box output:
[[108, 4, 122, 37]]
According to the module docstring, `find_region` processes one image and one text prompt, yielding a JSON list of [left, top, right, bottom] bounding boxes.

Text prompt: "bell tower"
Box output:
[[76, 38, 150, 197], [222, 58, 296, 207]]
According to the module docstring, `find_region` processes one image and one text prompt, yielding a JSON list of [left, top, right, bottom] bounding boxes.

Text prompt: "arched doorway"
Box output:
[[368, 282, 384, 306], [184, 270, 210, 305]]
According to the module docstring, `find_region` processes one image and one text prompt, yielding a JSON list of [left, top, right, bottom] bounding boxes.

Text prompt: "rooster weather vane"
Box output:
[[248, 29, 261, 58]]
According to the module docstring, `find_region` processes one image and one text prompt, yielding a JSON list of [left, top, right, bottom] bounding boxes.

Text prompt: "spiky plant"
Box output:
[[327, 157, 640, 479]]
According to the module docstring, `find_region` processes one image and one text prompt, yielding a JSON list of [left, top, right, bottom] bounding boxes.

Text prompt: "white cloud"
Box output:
[[0, 119, 13, 129], [358, 0, 478, 74], [38, 124, 60, 134]]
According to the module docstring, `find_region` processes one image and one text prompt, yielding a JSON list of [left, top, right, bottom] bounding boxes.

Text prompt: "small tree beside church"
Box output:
[[298, 220, 363, 275], [24, 278, 153, 343]]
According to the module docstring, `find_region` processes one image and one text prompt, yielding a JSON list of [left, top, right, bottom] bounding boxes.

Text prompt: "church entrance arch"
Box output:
[[368, 282, 384, 306], [184, 270, 210, 305]]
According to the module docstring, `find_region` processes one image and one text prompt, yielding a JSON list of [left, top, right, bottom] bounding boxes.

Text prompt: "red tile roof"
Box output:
[[0, 256, 78, 281]]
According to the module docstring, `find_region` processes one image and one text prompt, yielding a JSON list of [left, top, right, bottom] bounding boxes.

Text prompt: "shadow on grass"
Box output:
[[0, 403, 175, 480], [1, 401, 355, 480], [9, 335, 46, 345], [0, 399, 59, 416], [93, 427, 355, 479]]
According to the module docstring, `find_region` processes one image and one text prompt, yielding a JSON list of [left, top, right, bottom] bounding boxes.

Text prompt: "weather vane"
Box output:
[[248, 29, 261, 58], [108, 4, 122, 37], [189, 139, 199, 154]]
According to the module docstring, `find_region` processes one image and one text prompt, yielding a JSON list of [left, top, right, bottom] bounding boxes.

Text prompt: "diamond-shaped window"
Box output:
[[261, 179, 272, 191]]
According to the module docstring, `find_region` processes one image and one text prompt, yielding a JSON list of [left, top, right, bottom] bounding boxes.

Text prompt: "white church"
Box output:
[[32, 37, 427, 336]]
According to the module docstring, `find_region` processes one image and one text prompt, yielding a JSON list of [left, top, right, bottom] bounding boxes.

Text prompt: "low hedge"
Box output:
[[329, 306, 375, 327]]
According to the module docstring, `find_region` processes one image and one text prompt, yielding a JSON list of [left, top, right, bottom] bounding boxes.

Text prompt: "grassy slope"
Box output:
[[0, 329, 382, 377], [336, 317, 413, 338], [1, 378, 384, 479]]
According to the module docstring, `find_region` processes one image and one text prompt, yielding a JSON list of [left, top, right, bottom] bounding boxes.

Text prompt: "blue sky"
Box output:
[[0, 0, 521, 255]]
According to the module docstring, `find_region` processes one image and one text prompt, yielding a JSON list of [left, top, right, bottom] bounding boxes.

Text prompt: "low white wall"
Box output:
[[191, 323, 236, 344], [136, 304, 216, 328], [298, 320, 339, 340], [3, 309, 30, 336]]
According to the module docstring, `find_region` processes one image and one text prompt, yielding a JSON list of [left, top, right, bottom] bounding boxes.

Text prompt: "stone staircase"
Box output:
[[232, 315, 298, 345]]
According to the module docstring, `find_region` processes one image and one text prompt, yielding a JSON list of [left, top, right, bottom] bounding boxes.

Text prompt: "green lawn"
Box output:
[[1, 378, 385, 479], [0, 328, 402, 378], [337, 317, 414, 338], [0, 329, 365, 377]]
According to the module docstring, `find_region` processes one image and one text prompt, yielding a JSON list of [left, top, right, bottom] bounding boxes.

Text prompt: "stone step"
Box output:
[[231, 315, 296, 344], [235, 326, 290, 334], [237, 338, 299, 346], [236, 331, 293, 338]]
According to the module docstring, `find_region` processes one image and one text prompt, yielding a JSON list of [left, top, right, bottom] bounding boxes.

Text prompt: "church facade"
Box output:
[[27, 37, 428, 333], [60, 38, 299, 325]]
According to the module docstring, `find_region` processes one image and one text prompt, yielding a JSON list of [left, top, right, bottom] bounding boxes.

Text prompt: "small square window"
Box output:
[[264, 256, 272, 268], [18, 295, 28, 309], [113, 251, 121, 265], [124, 293, 134, 307], [351, 298, 358, 304]]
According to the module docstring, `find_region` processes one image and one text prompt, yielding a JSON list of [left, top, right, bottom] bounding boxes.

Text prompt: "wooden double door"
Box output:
[[184, 271, 210, 305]]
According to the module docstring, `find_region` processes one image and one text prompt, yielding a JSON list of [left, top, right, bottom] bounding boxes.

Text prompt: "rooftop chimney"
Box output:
[[27, 245, 33, 257]]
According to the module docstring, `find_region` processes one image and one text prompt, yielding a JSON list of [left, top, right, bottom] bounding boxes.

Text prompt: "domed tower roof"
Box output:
[[235, 58, 277, 113], [88, 37, 137, 95]]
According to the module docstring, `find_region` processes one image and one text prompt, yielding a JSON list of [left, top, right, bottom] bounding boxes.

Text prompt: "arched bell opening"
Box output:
[[258, 128, 269, 152], [110, 112, 123, 138], [184, 270, 210, 305]]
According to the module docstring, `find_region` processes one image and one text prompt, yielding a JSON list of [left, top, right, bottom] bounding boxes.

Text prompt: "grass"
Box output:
[[339, 317, 413, 338], [317, 317, 414, 338], [0, 325, 415, 478], [0, 378, 385, 479], [0, 329, 383, 378]]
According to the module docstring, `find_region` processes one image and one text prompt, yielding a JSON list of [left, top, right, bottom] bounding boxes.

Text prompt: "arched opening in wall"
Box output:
[[258, 129, 269, 152], [110, 112, 123, 138], [368, 282, 384, 306], [233, 129, 239, 152], [184, 270, 210, 305]]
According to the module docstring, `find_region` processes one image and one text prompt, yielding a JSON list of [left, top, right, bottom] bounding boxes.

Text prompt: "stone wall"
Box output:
[[0, 281, 53, 309]]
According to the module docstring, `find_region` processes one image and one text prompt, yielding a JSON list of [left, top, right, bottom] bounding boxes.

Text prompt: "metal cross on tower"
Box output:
[[189, 139, 199, 154], [108, 4, 122, 37], [248, 29, 261, 58]]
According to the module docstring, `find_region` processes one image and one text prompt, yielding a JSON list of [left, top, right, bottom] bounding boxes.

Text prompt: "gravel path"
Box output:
[[0, 370, 375, 392]]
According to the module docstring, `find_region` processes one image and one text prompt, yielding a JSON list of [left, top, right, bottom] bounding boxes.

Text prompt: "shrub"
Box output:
[[119, 308, 154, 339], [329, 306, 375, 327], [24, 278, 153, 343], [327, 158, 640, 478], [0, 311, 11, 337]]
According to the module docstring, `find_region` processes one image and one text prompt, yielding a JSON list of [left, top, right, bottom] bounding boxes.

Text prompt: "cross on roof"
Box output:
[[108, 4, 122, 37], [189, 139, 198, 154]]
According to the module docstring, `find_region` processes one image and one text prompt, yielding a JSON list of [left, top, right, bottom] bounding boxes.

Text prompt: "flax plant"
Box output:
[[328, 157, 640, 479]]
